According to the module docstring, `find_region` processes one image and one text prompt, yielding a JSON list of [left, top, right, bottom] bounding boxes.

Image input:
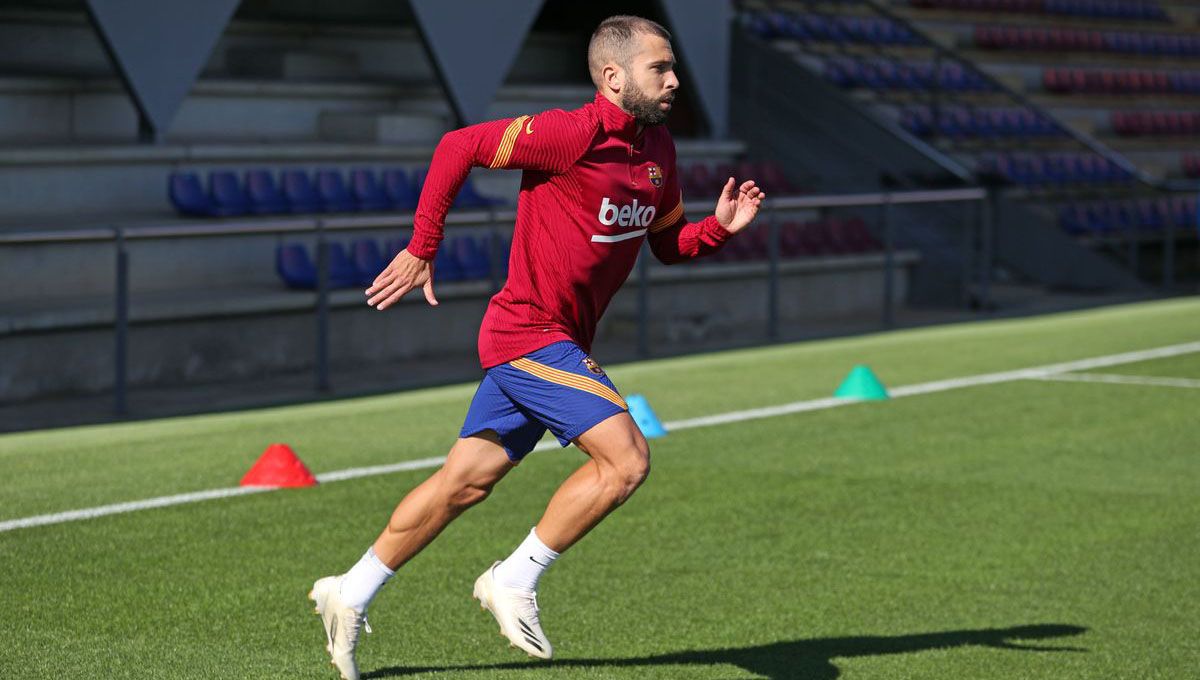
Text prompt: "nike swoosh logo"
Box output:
[[529, 555, 549, 567], [525, 117, 534, 134]]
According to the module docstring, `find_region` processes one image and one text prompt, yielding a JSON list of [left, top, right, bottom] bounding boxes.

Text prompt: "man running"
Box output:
[[310, 15, 765, 679]]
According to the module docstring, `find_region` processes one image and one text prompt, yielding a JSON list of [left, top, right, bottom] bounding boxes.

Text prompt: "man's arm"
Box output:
[[645, 193, 734, 265], [407, 111, 595, 259], [647, 157, 765, 265], [366, 110, 594, 310]]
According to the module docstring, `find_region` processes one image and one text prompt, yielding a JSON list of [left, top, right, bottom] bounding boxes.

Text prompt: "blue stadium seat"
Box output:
[[454, 235, 491, 280], [454, 177, 504, 209], [282, 170, 321, 214], [316, 169, 356, 213], [209, 171, 251, 216], [382, 168, 419, 210], [168, 171, 215, 217], [350, 169, 390, 212], [245, 169, 288, 214], [276, 243, 317, 289], [351, 239, 387, 286], [325, 242, 361, 288], [386, 235, 411, 257], [434, 236, 464, 281]]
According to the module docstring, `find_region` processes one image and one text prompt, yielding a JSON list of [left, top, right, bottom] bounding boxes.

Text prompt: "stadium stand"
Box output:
[[742, 0, 1198, 245], [9, 2, 890, 403], [9, 0, 1190, 406]]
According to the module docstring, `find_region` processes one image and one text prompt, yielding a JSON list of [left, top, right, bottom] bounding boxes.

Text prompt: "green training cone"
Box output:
[[834, 365, 889, 400]]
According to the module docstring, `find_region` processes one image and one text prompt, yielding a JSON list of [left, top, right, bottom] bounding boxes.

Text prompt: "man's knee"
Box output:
[[445, 478, 494, 510], [606, 439, 651, 503]]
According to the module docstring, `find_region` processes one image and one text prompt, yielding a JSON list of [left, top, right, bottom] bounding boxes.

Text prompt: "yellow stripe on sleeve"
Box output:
[[488, 115, 529, 169], [509, 358, 628, 410], [648, 194, 684, 233]]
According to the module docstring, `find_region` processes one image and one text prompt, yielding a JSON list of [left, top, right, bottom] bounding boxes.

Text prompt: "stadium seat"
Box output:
[[386, 235, 411, 257], [434, 236, 464, 281], [316, 169, 356, 213], [350, 169, 390, 212], [453, 235, 491, 280], [382, 168, 419, 210], [454, 177, 504, 209], [282, 170, 321, 214], [775, 221, 800, 258], [351, 239, 387, 286], [208, 171, 251, 217], [275, 243, 318, 289], [245, 169, 289, 214], [325, 242, 361, 288], [168, 171, 215, 217]]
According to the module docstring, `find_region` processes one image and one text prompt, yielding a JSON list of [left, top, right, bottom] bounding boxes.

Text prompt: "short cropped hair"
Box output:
[[587, 15, 672, 90]]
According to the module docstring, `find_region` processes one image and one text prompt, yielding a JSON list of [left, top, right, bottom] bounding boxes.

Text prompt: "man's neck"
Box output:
[[598, 89, 643, 138]]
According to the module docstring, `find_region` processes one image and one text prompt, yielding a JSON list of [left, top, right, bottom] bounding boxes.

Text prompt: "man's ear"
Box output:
[[603, 63, 624, 93]]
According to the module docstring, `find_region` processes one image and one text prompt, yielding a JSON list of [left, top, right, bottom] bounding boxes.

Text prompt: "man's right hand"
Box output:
[[365, 248, 439, 310]]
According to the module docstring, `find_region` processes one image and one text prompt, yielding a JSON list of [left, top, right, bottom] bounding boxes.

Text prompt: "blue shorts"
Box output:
[[460, 341, 628, 462]]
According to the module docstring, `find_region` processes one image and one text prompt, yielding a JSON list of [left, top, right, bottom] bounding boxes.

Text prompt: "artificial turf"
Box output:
[[1, 297, 1197, 679]]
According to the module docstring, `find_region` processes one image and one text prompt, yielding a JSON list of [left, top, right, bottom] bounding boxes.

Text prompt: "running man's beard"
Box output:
[[620, 83, 673, 126]]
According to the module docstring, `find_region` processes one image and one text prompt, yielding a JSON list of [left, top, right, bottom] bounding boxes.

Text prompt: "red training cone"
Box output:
[[240, 443, 318, 488]]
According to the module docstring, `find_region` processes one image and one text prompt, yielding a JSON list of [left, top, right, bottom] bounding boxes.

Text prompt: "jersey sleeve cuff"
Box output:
[[700, 215, 734, 244], [406, 215, 443, 260]]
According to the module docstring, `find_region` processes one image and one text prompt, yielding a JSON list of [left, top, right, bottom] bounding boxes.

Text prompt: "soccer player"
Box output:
[[309, 15, 765, 679]]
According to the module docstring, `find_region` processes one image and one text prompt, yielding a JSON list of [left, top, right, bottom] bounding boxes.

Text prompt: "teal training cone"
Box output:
[[626, 394, 667, 438], [834, 365, 889, 400]]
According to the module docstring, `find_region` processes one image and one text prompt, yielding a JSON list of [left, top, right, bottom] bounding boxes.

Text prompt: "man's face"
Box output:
[[618, 33, 679, 126]]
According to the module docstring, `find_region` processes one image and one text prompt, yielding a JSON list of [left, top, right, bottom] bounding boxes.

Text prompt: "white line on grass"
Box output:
[[3, 340, 1199, 534], [1031, 372, 1200, 389]]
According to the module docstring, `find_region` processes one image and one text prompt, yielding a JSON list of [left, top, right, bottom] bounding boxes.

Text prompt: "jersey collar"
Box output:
[[593, 91, 640, 144]]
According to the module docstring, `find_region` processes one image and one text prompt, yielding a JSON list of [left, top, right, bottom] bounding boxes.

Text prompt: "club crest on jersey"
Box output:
[[647, 164, 663, 187], [582, 357, 605, 376]]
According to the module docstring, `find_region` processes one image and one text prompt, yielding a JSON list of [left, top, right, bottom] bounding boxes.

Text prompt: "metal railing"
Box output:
[[1, 187, 992, 417]]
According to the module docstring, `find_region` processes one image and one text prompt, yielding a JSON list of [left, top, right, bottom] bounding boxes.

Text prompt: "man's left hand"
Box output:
[[714, 178, 766, 235]]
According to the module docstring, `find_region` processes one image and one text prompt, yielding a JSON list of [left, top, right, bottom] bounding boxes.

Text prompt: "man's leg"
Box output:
[[535, 411, 650, 552], [476, 412, 649, 660], [371, 431, 514, 569], [311, 432, 513, 680]]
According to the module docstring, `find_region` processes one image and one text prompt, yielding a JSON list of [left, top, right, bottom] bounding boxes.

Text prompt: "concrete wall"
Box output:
[[0, 255, 917, 403]]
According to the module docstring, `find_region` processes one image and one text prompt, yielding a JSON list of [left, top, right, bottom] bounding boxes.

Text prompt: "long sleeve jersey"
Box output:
[[408, 92, 732, 369]]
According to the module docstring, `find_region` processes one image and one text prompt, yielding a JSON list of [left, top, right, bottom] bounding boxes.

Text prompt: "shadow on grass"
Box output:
[[365, 623, 1087, 679]]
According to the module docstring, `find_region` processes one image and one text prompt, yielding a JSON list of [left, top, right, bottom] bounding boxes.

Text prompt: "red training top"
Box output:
[[408, 92, 732, 369]]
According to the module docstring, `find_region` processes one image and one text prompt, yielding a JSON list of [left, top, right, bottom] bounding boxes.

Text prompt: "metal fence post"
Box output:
[[1127, 216, 1139, 279], [1163, 207, 1175, 290], [980, 190, 994, 311], [962, 199, 976, 308], [315, 219, 330, 393], [637, 241, 649, 358], [767, 205, 780, 341], [881, 195, 895, 329], [114, 226, 128, 416]]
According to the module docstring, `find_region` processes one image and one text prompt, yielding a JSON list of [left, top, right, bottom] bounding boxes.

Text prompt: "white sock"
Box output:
[[339, 547, 395, 613], [493, 527, 560, 592]]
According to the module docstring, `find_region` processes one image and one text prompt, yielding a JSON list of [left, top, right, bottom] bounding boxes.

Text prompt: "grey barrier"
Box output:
[[2, 187, 997, 416]]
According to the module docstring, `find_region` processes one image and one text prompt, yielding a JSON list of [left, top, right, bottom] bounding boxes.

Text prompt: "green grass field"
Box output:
[[2, 298, 1198, 679]]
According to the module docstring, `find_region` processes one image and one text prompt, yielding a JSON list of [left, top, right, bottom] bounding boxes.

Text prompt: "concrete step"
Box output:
[[226, 47, 361, 82], [318, 110, 451, 144], [0, 77, 599, 145]]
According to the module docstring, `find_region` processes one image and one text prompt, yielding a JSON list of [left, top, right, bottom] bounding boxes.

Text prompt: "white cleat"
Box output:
[[472, 561, 553, 660], [309, 575, 372, 680]]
